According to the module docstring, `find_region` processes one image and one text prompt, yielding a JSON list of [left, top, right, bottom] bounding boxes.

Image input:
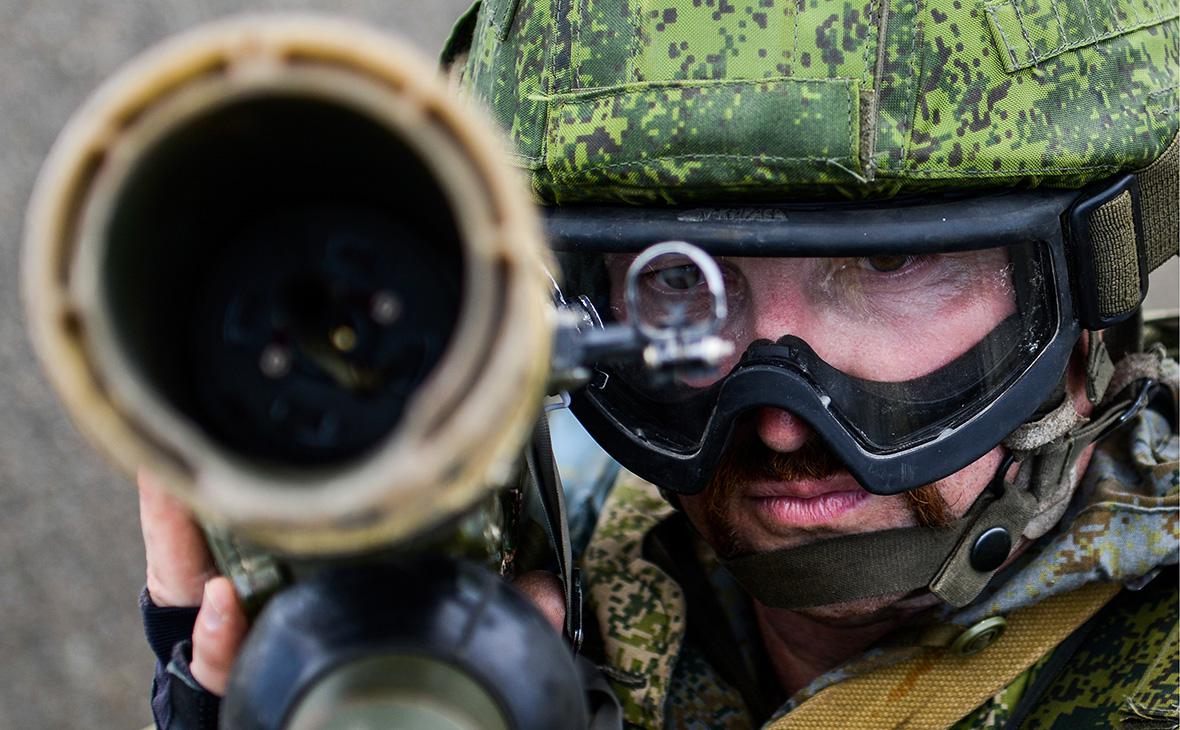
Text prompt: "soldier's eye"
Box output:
[[649, 265, 703, 291], [860, 255, 916, 273]]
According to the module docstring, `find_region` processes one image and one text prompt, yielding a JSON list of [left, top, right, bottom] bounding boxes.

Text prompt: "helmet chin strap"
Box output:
[[718, 341, 1172, 611]]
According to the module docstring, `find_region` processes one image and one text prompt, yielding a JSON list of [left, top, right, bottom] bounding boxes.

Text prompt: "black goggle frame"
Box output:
[[546, 179, 1145, 495]]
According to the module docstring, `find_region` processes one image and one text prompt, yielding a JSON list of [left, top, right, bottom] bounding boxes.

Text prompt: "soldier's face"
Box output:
[[604, 251, 1081, 562], [652, 253, 1013, 557]]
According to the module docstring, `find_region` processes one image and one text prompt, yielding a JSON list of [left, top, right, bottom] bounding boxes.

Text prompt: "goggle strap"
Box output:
[[1101, 344, 1174, 412], [1138, 133, 1180, 274], [1077, 134, 1178, 329], [1003, 341, 1168, 458]]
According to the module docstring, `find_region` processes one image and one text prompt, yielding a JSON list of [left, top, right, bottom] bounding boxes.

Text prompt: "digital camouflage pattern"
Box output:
[[1019, 568, 1178, 729], [458, 0, 1177, 203], [579, 405, 1179, 728], [579, 477, 684, 723]]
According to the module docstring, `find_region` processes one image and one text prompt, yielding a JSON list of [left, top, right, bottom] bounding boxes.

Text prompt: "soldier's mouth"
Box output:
[[743, 476, 870, 527], [746, 490, 870, 527]]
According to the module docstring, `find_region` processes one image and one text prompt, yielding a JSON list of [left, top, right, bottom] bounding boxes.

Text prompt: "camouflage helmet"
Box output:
[[448, 0, 1176, 204]]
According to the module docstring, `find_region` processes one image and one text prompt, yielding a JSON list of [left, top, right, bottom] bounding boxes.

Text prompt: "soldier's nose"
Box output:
[[755, 407, 811, 453]]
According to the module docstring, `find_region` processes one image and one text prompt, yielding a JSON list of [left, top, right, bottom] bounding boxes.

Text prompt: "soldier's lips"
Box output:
[[743, 475, 870, 527]]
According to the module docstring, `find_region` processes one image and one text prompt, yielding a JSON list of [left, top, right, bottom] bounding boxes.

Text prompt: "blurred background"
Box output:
[[0, 2, 471, 727], [0, 2, 1176, 728]]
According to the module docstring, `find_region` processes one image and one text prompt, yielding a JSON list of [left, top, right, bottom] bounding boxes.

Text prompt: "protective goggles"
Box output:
[[548, 176, 1160, 496]]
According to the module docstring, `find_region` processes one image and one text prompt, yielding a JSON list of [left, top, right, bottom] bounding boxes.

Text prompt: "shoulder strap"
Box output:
[[1012, 568, 1179, 729], [767, 581, 1121, 730]]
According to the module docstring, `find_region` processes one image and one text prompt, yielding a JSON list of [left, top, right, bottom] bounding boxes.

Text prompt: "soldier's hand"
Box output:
[[138, 470, 247, 696]]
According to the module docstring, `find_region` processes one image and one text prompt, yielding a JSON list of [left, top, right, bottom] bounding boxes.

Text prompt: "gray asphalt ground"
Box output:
[[0, 3, 470, 727], [0, 3, 1176, 728]]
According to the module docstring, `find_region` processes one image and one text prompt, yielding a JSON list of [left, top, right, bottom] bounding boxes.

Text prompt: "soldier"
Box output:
[[140, 0, 1178, 728]]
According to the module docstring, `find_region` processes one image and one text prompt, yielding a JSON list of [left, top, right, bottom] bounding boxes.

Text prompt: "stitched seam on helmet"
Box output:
[[986, 6, 1025, 69], [510, 0, 557, 166], [793, 0, 803, 69], [867, 0, 891, 174], [525, 0, 571, 169], [486, 0, 520, 41], [1109, 0, 1128, 32], [1009, 0, 1042, 64], [1075, 0, 1104, 43], [984, 0, 1176, 73], [861, 0, 880, 88], [554, 152, 848, 170], [1126, 0, 1147, 27], [1048, 0, 1073, 51], [884, 163, 1120, 176], [900, 2, 925, 169], [543, 75, 858, 101], [1142, 0, 1161, 24], [544, 78, 859, 181], [572, 0, 584, 90]]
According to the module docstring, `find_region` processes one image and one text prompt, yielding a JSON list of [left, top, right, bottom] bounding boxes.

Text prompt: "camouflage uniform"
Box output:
[[581, 404, 1178, 728], [451, 0, 1179, 727]]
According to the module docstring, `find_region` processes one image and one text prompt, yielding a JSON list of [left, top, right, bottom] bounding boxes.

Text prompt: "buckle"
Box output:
[[1094, 378, 1160, 444], [1067, 174, 1149, 330]]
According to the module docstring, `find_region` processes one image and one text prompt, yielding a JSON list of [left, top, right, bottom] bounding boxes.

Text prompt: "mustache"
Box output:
[[712, 430, 844, 488], [705, 426, 954, 530]]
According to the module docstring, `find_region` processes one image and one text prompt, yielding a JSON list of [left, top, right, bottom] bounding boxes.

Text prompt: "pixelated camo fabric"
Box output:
[[461, 0, 1177, 203]]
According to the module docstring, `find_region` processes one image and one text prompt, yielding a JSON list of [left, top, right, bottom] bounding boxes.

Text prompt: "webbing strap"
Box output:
[[767, 581, 1121, 730], [1088, 190, 1143, 318], [720, 485, 1029, 610], [526, 414, 584, 652], [1005, 343, 1167, 457], [928, 485, 1039, 607], [1086, 134, 1179, 321], [1084, 333, 1116, 406], [721, 520, 966, 610], [1139, 134, 1180, 273]]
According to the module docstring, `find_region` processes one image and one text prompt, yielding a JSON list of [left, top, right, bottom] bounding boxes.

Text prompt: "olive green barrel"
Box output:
[[22, 14, 554, 556]]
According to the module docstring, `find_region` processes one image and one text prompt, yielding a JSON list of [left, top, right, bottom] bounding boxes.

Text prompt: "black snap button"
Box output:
[[970, 527, 1011, 572]]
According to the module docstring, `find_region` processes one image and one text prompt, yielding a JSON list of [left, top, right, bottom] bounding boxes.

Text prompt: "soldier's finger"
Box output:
[[512, 570, 566, 632], [189, 576, 248, 697], [138, 469, 215, 607]]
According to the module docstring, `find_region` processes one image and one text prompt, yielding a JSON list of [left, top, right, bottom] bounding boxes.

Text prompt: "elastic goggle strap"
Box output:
[[1079, 134, 1179, 328]]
